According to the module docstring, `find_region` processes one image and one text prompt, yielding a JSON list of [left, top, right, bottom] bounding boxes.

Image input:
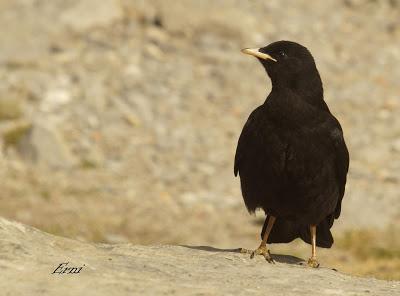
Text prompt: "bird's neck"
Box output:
[[270, 71, 329, 112]]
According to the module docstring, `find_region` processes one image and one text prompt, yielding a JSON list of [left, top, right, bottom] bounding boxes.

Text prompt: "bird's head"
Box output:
[[241, 41, 320, 90]]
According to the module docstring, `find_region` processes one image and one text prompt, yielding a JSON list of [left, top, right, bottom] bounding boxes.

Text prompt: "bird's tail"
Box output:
[[261, 215, 334, 248]]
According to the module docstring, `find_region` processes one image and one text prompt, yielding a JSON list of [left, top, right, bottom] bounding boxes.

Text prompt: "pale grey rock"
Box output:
[[60, 0, 123, 31], [0, 217, 398, 296], [392, 138, 400, 153], [19, 120, 76, 168], [40, 87, 72, 113]]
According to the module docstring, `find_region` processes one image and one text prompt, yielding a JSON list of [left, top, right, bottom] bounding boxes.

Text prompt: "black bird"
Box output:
[[234, 41, 349, 267]]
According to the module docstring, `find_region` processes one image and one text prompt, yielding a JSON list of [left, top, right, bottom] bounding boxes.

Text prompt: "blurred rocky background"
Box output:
[[0, 0, 399, 279]]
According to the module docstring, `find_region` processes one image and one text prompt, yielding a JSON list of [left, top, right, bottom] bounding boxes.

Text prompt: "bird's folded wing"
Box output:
[[234, 108, 260, 177], [234, 106, 284, 177], [329, 124, 350, 219]]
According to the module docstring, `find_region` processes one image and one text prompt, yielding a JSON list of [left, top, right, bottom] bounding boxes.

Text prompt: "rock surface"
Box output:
[[0, 217, 398, 295]]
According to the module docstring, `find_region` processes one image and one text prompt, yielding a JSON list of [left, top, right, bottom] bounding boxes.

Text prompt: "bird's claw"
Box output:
[[307, 257, 320, 268], [249, 245, 275, 263]]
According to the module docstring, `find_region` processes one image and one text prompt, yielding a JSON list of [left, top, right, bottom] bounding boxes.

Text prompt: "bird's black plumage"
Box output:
[[235, 41, 349, 248]]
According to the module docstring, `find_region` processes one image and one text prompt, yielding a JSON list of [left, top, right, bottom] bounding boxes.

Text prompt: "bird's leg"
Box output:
[[241, 216, 276, 263], [307, 225, 320, 268]]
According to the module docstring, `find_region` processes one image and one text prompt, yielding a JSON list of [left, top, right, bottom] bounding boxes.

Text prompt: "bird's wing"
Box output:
[[234, 107, 262, 177], [329, 120, 350, 219], [234, 112, 254, 177], [234, 106, 282, 177]]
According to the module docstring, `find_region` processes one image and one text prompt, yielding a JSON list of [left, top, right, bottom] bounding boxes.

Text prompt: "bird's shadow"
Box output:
[[180, 245, 304, 265]]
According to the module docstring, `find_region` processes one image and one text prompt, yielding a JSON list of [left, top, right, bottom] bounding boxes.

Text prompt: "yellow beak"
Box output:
[[241, 48, 277, 62]]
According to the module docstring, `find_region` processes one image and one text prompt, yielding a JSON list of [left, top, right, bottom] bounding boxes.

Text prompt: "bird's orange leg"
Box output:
[[307, 225, 320, 268], [241, 216, 276, 263]]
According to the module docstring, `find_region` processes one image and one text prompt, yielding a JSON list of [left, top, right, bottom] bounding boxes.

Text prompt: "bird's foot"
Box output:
[[307, 257, 320, 268], [244, 245, 274, 263]]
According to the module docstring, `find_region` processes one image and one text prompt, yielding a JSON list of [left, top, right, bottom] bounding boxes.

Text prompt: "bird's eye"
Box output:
[[279, 51, 287, 58]]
